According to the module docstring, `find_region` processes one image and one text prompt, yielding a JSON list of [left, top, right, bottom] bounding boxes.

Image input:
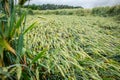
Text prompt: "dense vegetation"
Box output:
[[33, 8, 91, 16], [32, 5, 120, 17], [0, 1, 120, 80], [23, 4, 83, 10], [92, 5, 120, 16], [25, 15, 120, 80]]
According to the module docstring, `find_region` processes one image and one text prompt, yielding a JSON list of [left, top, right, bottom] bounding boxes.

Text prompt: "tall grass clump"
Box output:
[[92, 5, 120, 17], [0, 0, 37, 79]]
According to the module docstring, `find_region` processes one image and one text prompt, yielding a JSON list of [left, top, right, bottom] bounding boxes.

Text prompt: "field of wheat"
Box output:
[[23, 14, 120, 79], [0, 0, 120, 79]]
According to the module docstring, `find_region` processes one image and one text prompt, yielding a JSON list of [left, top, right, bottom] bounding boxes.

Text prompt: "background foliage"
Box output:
[[23, 4, 83, 10]]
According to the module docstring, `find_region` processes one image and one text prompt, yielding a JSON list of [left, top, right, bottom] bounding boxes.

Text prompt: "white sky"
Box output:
[[28, 0, 120, 8]]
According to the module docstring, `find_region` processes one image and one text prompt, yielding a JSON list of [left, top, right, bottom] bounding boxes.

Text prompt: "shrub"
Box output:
[[28, 9, 34, 15]]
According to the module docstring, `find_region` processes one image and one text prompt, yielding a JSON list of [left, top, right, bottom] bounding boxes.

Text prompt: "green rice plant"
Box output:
[[0, 0, 37, 79]]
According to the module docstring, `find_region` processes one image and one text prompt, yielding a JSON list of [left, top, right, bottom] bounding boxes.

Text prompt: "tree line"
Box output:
[[23, 4, 83, 10]]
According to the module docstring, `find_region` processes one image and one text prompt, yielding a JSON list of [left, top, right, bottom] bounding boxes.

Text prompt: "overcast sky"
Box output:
[[28, 0, 120, 8]]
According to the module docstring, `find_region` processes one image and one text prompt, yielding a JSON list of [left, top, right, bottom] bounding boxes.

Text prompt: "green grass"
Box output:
[[24, 14, 120, 79]]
